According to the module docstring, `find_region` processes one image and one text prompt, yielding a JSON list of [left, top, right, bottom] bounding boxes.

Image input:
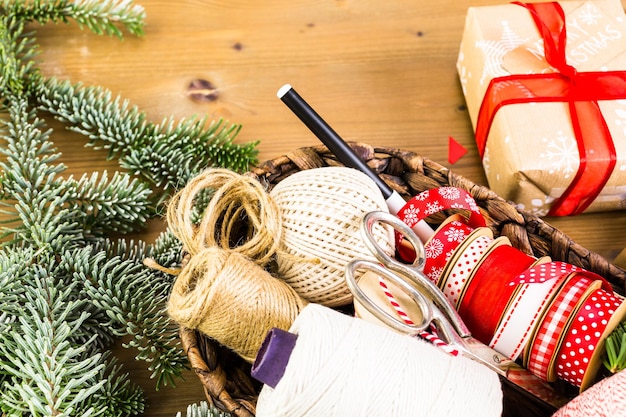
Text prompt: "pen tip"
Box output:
[[277, 84, 292, 99]]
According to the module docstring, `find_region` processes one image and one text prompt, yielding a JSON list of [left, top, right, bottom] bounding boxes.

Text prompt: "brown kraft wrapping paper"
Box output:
[[457, 0, 626, 216]]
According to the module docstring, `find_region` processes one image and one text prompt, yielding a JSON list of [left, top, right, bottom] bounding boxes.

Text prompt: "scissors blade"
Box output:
[[458, 337, 569, 409], [502, 363, 569, 410]]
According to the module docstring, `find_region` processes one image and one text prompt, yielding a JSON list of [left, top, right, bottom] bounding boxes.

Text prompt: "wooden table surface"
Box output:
[[31, 0, 626, 415]]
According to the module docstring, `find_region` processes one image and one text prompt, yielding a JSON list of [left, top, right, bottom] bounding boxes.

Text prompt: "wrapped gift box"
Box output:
[[457, 0, 626, 216]]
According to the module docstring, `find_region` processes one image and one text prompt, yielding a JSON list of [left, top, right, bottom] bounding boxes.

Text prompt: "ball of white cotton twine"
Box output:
[[256, 304, 503, 417], [270, 167, 395, 307]]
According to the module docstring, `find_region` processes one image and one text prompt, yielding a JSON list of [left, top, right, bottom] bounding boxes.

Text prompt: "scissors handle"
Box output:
[[360, 211, 471, 338], [346, 259, 433, 334]]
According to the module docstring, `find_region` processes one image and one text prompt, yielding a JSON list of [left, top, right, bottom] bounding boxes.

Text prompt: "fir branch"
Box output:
[[0, 258, 107, 417], [36, 78, 259, 194], [91, 353, 146, 417], [3, 0, 146, 37], [0, 14, 41, 100], [148, 228, 185, 279], [66, 244, 187, 389], [0, 97, 80, 249], [60, 170, 153, 235], [604, 321, 626, 373]]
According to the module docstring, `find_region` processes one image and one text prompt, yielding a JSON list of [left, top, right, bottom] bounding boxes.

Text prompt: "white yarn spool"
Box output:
[[256, 304, 503, 417], [270, 167, 395, 307]]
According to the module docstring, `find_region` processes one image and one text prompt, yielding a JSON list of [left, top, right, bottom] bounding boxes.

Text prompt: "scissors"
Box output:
[[345, 211, 568, 409]]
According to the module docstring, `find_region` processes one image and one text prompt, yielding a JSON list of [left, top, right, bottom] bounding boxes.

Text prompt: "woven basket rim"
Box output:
[[179, 143, 626, 417]]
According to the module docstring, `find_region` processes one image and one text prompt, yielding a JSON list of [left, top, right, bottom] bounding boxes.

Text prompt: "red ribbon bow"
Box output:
[[475, 1, 626, 216]]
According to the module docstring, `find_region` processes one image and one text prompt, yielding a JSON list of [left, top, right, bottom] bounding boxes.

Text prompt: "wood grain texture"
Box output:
[[26, 0, 626, 415]]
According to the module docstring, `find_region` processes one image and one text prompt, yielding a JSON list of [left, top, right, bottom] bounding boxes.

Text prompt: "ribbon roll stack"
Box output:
[[391, 187, 626, 391]]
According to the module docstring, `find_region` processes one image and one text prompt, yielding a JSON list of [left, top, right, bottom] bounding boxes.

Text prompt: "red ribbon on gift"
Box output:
[[474, 1, 626, 216]]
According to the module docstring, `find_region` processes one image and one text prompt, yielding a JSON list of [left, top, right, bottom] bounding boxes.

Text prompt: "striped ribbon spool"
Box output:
[[489, 266, 569, 361]]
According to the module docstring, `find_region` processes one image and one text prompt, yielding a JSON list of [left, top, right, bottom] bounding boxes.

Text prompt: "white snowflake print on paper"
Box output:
[[515, 196, 553, 217], [483, 147, 491, 177], [578, 2, 602, 25], [539, 131, 579, 179], [458, 51, 470, 96], [476, 20, 529, 85], [613, 99, 626, 137]]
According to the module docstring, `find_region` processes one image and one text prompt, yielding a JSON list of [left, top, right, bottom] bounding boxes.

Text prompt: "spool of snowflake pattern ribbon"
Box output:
[[397, 187, 485, 262], [423, 215, 474, 284]]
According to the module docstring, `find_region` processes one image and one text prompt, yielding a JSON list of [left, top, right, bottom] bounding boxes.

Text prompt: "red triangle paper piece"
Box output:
[[448, 136, 467, 164]]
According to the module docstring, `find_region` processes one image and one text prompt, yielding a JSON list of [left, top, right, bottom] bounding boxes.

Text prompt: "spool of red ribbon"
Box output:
[[457, 243, 540, 345]]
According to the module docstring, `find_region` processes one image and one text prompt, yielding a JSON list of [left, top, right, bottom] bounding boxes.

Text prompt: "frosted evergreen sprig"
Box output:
[[0, 246, 138, 417], [36, 78, 259, 193], [0, 14, 40, 97], [3, 0, 146, 37], [70, 241, 188, 389]]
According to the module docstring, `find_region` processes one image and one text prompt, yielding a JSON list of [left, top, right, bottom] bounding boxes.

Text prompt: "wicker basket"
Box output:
[[179, 143, 626, 417]]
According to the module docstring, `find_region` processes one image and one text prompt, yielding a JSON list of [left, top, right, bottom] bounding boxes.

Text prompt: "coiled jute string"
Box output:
[[166, 167, 282, 266], [168, 246, 307, 362], [256, 304, 503, 417], [164, 168, 308, 362]]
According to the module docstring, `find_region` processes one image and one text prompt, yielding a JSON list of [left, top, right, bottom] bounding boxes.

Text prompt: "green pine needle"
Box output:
[[604, 321, 626, 373], [4, 0, 146, 38]]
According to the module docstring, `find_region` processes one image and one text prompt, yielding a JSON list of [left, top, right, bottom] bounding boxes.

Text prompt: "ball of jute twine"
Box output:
[[159, 168, 308, 362], [270, 167, 395, 307], [167, 246, 308, 362]]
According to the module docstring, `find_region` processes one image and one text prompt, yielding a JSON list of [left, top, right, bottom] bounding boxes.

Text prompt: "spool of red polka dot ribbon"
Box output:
[[554, 287, 626, 390]]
